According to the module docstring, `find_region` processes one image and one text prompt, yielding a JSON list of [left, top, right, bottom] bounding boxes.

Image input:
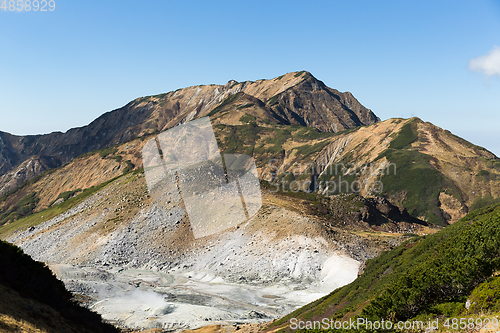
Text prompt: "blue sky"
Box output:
[[1, 0, 499, 155]]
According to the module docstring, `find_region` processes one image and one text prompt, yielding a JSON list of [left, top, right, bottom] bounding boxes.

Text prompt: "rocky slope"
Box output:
[[266, 203, 500, 332], [4, 170, 425, 330], [0, 155, 61, 197], [0, 71, 378, 195], [1, 117, 498, 231], [212, 116, 499, 225], [303, 118, 500, 225], [2, 72, 497, 228]]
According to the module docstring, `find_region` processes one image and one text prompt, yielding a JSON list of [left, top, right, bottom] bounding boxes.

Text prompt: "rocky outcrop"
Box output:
[[321, 194, 427, 233], [0, 155, 61, 196], [266, 73, 379, 132]]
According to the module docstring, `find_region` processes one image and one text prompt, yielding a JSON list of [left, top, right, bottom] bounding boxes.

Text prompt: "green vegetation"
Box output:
[[98, 147, 118, 158], [216, 123, 326, 164], [363, 203, 500, 321], [293, 141, 331, 158], [54, 189, 82, 203], [207, 92, 242, 117], [214, 123, 333, 186], [0, 192, 40, 227], [239, 113, 256, 123], [477, 170, 490, 177], [106, 215, 123, 224], [467, 276, 500, 314], [267, 95, 279, 106], [122, 160, 134, 174], [0, 174, 127, 238], [378, 149, 462, 225], [237, 103, 255, 111], [470, 194, 500, 211], [292, 126, 335, 141], [475, 169, 496, 182], [75, 145, 117, 160], [220, 123, 260, 155], [294, 70, 306, 77], [324, 173, 359, 195], [269, 203, 500, 331], [261, 128, 292, 155], [389, 121, 418, 149], [111, 155, 123, 162]]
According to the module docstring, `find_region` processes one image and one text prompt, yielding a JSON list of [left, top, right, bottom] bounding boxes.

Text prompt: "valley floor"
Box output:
[[47, 252, 359, 330]]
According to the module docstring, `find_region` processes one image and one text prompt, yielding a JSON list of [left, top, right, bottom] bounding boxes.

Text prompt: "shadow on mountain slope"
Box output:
[[0, 240, 119, 333]]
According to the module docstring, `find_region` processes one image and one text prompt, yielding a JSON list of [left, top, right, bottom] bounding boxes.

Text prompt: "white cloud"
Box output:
[[468, 46, 500, 77]]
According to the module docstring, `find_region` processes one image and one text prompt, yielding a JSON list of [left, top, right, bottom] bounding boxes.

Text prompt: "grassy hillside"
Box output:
[[304, 118, 500, 225], [0, 171, 136, 238], [267, 203, 500, 331], [0, 240, 119, 332], [376, 148, 462, 226]]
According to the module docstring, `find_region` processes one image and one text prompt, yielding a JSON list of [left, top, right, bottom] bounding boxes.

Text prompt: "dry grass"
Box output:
[[179, 322, 266, 333], [0, 284, 92, 333]]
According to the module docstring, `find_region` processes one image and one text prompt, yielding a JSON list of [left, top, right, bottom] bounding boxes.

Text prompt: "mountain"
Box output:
[[204, 115, 500, 226], [1, 71, 499, 330], [0, 71, 378, 196], [0, 155, 61, 198], [266, 202, 500, 332], [295, 117, 500, 225], [4, 116, 497, 229]]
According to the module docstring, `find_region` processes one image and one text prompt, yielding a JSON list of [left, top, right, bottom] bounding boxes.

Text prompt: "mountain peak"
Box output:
[[224, 79, 238, 88], [0, 72, 379, 188]]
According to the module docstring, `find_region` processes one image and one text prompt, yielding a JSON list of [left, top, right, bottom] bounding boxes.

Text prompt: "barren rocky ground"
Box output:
[[5, 172, 420, 330]]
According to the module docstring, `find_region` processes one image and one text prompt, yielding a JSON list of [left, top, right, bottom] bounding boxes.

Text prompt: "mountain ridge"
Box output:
[[1, 116, 499, 230], [1, 72, 499, 330], [0, 71, 378, 196]]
